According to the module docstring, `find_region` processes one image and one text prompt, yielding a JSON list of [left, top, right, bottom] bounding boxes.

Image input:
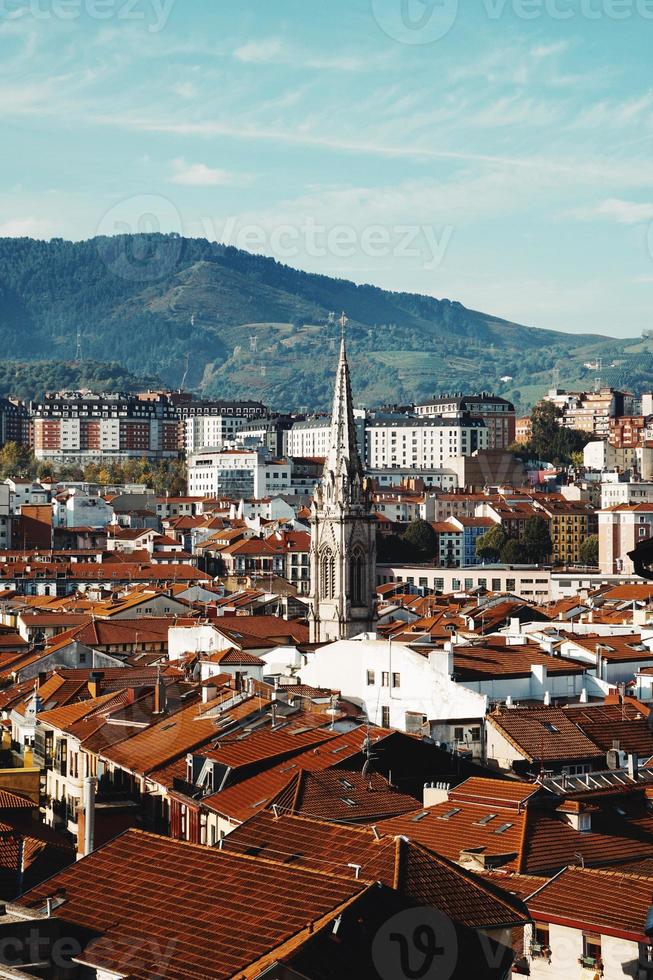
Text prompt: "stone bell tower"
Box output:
[[308, 316, 376, 643]]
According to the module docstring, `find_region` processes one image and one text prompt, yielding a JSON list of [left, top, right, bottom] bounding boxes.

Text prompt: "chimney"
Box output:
[[543, 690, 551, 707], [82, 776, 97, 857], [154, 672, 166, 714], [37, 671, 47, 689], [628, 753, 639, 781], [580, 688, 588, 703], [202, 681, 217, 704], [270, 701, 278, 729], [87, 670, 103, 699]]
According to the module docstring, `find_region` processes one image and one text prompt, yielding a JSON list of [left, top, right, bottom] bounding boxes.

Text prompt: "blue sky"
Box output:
[[3, 0, 653, 338]]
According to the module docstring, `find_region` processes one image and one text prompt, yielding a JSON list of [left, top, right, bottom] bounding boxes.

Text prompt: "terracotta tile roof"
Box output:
[[528, 866, 653, 941], [376, 798, 527, 872], [274, 768, 419, 823], [37, 690, 126, 731], [448, 777, 541, 809], [563, 703, 653, 757], [222, 811, 528, 930], [15, 829, 368, 980], [487, 706, 606, 764], [205, 647, 264, 666], [454, 640, 587, 681], [0, 789, 37, 809], [519, 800, 653, 874], [101, 693, 268, 776]]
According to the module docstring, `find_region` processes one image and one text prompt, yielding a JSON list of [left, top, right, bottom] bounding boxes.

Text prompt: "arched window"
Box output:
[[349, 547, 366, 605], [321, 548, 335, 600]]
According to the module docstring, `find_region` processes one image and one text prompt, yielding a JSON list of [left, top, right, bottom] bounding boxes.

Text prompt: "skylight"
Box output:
[[494, 822, 513, 834], [540, 722, 559, 734], [411, 811, 429, 823], [475, 813, 497, 826], [438, 807, 461, 821]]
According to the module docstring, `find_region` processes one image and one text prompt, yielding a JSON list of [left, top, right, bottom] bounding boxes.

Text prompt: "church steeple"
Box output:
[[323, 323, 363, 485], [309, 314, 376, 644]]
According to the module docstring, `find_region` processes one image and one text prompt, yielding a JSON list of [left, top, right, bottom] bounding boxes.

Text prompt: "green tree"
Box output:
[[475, 524, 507, 562], [522, 516, 553, 564], [579, 534, 599, 567], [401, 519, 438, 561], [500, 538, 528, 564], [530, 401, 560, 458]]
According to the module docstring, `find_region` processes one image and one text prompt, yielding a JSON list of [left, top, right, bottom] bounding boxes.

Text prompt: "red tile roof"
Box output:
[[528, 866, 653, 942], [16, 829, 368, 980]]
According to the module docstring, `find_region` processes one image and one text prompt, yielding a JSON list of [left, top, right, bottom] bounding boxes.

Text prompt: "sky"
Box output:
[[3, 0, 653, 338]]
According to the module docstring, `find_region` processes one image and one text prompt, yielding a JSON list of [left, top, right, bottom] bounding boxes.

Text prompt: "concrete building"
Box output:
[[414, 393, 516, 449], [31, 390, 182, 463], [598, 503, 653, 574], [187, 449, 292, 499], [366, 416, 488, 470]]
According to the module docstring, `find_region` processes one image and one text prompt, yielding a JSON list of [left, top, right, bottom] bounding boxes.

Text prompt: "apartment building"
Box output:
[[598, 503, 653, 574], [187, 448, 292, 498], [414, 393, 516, 449], [286, 411, 366, 460], [545, 387, 634, 438], [366, 416, 488, 470], [31, 391, 181, 463]]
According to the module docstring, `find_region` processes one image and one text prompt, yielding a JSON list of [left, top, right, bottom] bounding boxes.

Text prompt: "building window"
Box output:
[[392, 672, 401, 689], [321, 548, 335, 600], [366, 670, 375, 686], [381, 706, 390, 727], [381, 671, 389, 687], [581, 934, 602, 971]]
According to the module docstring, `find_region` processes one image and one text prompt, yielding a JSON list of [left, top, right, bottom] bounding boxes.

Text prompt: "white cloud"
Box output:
[[169, 159, 235, 187], [0, 217, 52, 238], [595, 198, 653, 225], [234, 39, 285, 64]]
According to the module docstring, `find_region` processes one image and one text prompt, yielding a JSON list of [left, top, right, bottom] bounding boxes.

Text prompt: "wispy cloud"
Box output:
[[169, 158, 238, 187], [0, 217, 52, 238], [569, 198, 653, 225]]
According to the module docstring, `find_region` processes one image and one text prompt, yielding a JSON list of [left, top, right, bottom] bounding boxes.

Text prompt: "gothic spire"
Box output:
[[323, 315, 363, 483]]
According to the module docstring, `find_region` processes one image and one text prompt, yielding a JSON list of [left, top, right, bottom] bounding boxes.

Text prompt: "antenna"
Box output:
[[339, 312, 348, 341]]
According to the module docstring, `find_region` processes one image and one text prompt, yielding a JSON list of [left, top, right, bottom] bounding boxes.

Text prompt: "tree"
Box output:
[[530, 401, 560, 458], [401, 519, 438, 561], [579, 534, 599, 567], [500, 538, 528, 564], [476, 524, 507, 562], [522, 516, 552, 564]]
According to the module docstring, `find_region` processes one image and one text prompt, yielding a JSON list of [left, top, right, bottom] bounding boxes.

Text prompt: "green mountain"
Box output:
[[0, 234, 646, 411]]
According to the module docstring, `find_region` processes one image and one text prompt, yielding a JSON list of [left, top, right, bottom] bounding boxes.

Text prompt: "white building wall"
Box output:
[[301, 637, 487, 731]]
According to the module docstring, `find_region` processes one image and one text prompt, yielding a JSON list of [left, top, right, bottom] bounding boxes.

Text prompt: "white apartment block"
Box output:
[[287, 411, 366, 460], [366, 417, 488, 470], [188, 449, 292, 499], [600, 481, 653, 509], [185, 415, 249, 453]]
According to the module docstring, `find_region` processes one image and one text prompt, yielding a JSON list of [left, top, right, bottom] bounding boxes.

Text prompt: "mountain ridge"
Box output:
[[0, 234, 645, 411]]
